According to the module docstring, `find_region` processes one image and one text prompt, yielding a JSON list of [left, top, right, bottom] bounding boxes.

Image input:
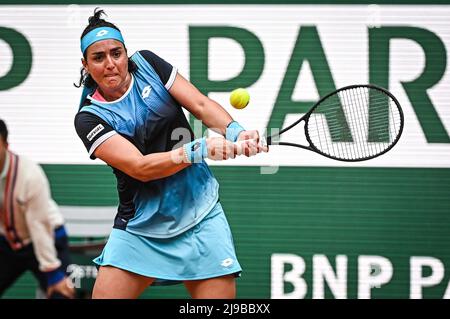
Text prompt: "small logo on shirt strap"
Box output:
[[87, 124, 105, 141]]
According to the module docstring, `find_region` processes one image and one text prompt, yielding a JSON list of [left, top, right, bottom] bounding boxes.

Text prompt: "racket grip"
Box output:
[[261, 135, 268, 146]]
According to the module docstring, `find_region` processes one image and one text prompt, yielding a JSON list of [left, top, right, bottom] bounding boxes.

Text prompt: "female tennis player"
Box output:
[[74, 8, 267, 299]]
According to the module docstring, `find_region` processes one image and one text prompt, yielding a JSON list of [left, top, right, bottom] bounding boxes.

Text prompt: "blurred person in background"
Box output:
[[0, 119, 75, 299]]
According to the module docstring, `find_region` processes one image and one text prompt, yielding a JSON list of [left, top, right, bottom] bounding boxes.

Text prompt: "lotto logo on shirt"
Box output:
[[141, 85, 152, 99]]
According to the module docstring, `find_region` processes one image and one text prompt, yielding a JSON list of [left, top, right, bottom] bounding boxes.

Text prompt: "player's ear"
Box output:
[[81, 58, 89, 73]]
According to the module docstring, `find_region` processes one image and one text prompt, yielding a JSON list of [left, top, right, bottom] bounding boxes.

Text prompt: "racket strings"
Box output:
[[307, 87, 402, 160], [345, 88, 367, 159]]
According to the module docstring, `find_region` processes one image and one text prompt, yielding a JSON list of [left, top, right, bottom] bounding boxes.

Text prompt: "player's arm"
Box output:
[[141, 51, 234, 136], [169, 73, 234, 136], [93, 134, 242, 181], [141, 51, 261, 152], [75, 112, 189, 181], [94, 134, 189, 182], [74, 112, 237, 182], [169, 73, 266, 155]]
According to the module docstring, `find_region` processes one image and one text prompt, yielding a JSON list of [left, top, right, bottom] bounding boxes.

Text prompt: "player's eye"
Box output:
[[112, 50, 121, 59], [92, 54, 103, 62]]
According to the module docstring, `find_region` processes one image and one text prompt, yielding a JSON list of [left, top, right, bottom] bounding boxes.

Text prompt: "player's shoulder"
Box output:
[[133, 50, 174, 85], [74, 110, 103, 125], [74, 110, 108, 137], [136, 49, 158, 59], [129, 49, 155, 62], [136, 50, 171, 67]]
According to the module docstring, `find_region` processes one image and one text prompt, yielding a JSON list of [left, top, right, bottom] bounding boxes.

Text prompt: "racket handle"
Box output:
[[261, 135, 268, 146]]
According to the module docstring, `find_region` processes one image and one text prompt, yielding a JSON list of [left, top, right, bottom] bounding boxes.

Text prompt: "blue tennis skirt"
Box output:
[[93, 201, 242, 284]]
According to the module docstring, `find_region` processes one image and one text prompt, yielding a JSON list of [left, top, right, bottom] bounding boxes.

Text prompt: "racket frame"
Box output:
[[266, 84, 404, 162]]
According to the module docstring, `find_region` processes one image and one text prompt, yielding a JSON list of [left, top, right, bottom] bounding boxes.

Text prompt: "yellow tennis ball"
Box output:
[[230, 88, 250, 109]]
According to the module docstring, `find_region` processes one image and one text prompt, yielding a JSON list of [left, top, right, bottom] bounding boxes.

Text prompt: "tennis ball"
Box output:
[[230, 88, 250, 109]]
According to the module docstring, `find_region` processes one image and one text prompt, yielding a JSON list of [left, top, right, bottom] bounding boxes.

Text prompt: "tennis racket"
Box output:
[[263, 84, 404, 162]]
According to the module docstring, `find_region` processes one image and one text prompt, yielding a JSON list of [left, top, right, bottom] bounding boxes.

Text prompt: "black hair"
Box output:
[[0, 119, 8, 143], [74, 8, 137, 88]]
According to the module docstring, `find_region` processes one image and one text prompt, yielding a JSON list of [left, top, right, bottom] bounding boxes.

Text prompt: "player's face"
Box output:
[[84, 40, 130, 96]]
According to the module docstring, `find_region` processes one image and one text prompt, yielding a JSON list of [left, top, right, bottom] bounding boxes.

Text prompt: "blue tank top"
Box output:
[[79, 51, 219, 238]]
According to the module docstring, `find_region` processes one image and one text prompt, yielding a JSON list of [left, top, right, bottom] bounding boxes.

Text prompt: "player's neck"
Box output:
[[99, 72, 131, 102]]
